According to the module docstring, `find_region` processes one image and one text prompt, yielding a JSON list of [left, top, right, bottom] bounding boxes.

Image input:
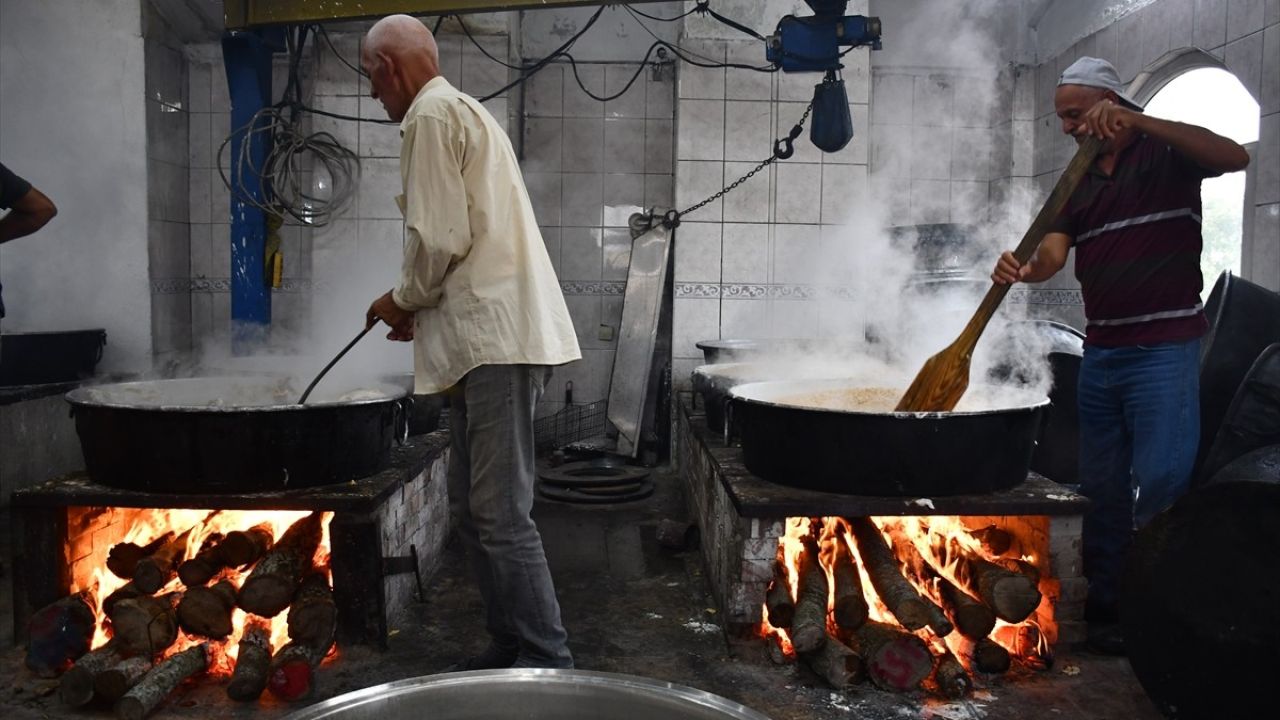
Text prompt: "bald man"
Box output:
[[362, 15, 580, 671]]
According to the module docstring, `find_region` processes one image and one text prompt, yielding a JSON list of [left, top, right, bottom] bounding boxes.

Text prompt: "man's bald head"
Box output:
[[361, 15, 440, 122]]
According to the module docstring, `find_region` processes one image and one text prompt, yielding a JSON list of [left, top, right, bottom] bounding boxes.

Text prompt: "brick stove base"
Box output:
[[9, 432, 452, 648], [676, 399, 1089, 646]]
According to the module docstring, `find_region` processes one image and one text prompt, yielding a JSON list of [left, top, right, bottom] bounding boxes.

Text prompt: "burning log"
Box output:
[[994, 623, 1050, 670], [930, 645, 973, 699], [95, 656, 154, 704], [968, 525, 1014, 557], [996, 557, 1041, 584], [952, 636, 1011, 674], [227, 618, 273, 702], [58, 642, 125, 707], [853, 620, 933, 692], [178, 523, 274, 587], [131, 528, 192, 594], [239, 512, 323, 617], [939, 578, 996, 640], [25, 590, 97, 678], [268, 642, 329, 702], [110, 592, 182, 656], [287, 569, 337, 649], [949, 543, 1041, 623], [849, 518, 950, 635], [764, 555, 795, 629], [827, 534, 868, 632], [103, 582, 144, 616], [765, 632, 794, 665], [802, 632, 862, 689], [789, 535, 829, 654], [176, 579, 238, 639], [107, 533, 174, 581], [114, 643, 208, 720]]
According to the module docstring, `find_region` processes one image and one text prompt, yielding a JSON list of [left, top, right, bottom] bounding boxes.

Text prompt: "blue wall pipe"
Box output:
[[221, 30, 278, 355]]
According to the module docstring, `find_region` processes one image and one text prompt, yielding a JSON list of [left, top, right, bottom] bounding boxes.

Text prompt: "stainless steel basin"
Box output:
[[282, 670, 773, 720]]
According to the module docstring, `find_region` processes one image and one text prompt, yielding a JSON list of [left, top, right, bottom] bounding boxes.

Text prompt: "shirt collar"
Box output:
[[399, 75, 451, 134]]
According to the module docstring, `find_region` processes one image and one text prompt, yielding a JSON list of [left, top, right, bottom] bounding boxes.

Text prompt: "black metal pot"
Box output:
[[729, 379, 1048, 496], [0, 329, 106, 386], [66, 377, 410, 493], [1196, 272, 1280, 483]]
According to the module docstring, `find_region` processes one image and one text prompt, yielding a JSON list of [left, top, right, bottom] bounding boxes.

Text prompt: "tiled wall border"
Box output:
[[151, 278, 314, 294]]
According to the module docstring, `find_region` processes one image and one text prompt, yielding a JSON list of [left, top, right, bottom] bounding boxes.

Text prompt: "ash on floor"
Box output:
[[0, 473, 1162, 720]]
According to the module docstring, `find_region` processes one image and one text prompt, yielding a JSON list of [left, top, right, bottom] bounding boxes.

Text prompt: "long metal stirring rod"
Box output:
[[297, 326, 373, 405]]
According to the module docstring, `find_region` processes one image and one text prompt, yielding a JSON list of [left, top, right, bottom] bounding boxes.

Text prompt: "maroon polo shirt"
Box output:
[[1049, 133, 1219, 347]]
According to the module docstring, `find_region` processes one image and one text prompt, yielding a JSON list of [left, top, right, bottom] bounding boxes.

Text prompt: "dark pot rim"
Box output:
[[729, 379, 1048, 419], [65, 376, 408, 413]]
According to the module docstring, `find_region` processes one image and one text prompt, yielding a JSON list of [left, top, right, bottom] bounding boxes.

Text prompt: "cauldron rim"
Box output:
[[65, 376, 408, 413], [729, 378, 1049, 418]]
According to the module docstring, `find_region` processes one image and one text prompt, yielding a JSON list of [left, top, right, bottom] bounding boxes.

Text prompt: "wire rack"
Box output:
[[534, 400, 607, 452]]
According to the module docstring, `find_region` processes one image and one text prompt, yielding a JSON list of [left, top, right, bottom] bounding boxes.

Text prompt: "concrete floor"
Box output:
[[0, 471, 1165, 720]]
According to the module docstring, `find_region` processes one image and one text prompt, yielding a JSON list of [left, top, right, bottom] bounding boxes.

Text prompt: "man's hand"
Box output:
[[1080, 98, 1144, 142], [366, 290, 415, 341], [991, 250, 1030, 285]]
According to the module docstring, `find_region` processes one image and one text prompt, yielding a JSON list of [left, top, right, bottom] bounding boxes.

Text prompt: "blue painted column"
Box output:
[[221, 31, 275, 354]]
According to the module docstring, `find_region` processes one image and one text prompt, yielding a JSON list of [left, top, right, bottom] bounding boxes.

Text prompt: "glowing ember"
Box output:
[[69, 509, 334, 675]]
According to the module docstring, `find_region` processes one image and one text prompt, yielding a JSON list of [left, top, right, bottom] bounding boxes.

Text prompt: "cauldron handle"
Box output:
[[723, 397, 734, 446], [394, 397, 412, 445]]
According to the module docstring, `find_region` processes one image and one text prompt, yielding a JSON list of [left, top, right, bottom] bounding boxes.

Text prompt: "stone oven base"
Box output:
[[677, 399, 1089, 645], [9, 433, 452, 648]]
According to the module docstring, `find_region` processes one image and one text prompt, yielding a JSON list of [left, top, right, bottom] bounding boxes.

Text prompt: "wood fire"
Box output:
[[24, 508, 337, 717], [759, 515, 1057, 696]]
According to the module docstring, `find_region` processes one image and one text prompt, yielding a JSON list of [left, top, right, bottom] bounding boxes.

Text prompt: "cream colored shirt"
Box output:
[[391, 77, 580, 393]]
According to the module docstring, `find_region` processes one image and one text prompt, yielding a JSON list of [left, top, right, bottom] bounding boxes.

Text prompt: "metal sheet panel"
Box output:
[[225, 1, 671, 29], [607, 224, 672, 457]]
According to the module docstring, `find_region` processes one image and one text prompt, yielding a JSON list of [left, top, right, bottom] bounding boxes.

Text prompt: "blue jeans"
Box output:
[[1077, 338, 1200, 619], [447, 364, 573, 668]]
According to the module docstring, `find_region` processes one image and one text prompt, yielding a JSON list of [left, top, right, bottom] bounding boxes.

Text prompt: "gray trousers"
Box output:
[[446, 363, 572, 668]]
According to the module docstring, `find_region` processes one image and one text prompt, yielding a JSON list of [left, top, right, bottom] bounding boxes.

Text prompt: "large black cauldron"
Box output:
[[729, 379, 1048, 496], [66, 377, 409, 493]]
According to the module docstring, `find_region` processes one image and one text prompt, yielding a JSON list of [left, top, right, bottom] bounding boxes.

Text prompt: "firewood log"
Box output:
[[764, 556, 795, 629], [765, 631, 794, 665], [931, 645, 973, 699], [227, 618, 273, 702], [103, 582, 144, 617], [25, 591, 97, 678], [993, 622, 1050, 670], [95, 656, 153, 703], [828, 535, 869, 632], [996, 557, 1041, 584], [109, 593, 181, 656], [789, 535, 828, 654], [176, 579, 237, 639], [933, 535, 1041, 623], [58, 642, 124, 707], [287, 569, 336, 650], [179, 523, 274, 586], [802, 632, 862, 689], [268, 642, 329, 702], [132, 528, 192, 594], [114, 643, 208, 720], [939, 578, 996, 640], [176, 533, 224, 587], [239, 513, 323, 617], [107, 533, 174, 581], [878, 525, 954, 637], [854, 620, 933, 692], [968, 525, 1014, 557], [218, 523, 275, 567], [952, 636, 1011, 674], [849, 518, 949, 634]]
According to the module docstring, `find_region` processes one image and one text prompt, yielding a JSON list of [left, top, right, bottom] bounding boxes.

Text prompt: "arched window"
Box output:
[[1129, 52, 1260, 298]]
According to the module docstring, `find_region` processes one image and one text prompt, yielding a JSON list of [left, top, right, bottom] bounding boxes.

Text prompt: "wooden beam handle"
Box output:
[[958, 135, 1103, 347]]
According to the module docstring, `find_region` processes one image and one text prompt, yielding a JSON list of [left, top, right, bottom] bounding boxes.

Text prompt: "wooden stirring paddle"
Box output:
[[895, 135, 1103, 412]]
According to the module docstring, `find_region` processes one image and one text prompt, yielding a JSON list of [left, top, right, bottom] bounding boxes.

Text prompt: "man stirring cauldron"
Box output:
[[991, 57, 1249, 655], [360, 15, 581, 670]]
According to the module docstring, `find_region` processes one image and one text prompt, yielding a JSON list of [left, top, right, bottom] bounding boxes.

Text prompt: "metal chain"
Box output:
[[662, 101, 815, 229]]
